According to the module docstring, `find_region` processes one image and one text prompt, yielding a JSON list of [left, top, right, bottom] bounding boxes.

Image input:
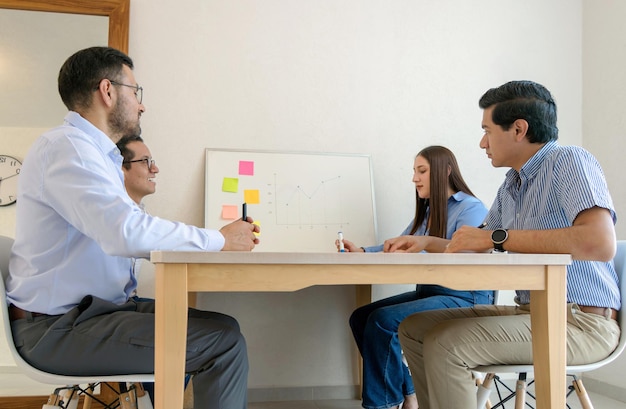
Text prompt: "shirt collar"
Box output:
[[504, 140, 559, 188], [450, 191, 468, 202], [64, 111, 120, 161]]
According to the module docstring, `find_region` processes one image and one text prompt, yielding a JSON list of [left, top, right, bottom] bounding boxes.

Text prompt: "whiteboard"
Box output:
[[205, 149, 377, 252]]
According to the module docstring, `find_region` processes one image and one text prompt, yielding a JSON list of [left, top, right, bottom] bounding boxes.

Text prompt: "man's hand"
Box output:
[[220, 217, 260, 251], [444, 225, 492, 253]]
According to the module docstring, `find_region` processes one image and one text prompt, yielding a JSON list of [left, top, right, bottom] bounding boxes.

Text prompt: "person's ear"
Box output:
[[513, 119, 529, 142], [94, 79, 115, 108]]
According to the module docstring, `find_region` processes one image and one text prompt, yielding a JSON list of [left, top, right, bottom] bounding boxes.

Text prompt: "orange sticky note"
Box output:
[[221, 204, 238, 220]]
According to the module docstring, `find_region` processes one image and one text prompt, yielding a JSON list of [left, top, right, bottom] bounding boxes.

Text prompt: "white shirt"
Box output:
[[7, 112, 224, 314]]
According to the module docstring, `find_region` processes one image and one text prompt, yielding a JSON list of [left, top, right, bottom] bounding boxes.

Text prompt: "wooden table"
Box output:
[[150, 251, 571, 409]]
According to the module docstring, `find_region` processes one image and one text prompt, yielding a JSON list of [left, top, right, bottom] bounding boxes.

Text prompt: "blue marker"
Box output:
[[338, 231, 346, 252]]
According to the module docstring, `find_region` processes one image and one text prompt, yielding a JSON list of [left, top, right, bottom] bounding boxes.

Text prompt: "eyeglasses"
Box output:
[[97, 80, 143, 104], [123, 158, 156, 169]]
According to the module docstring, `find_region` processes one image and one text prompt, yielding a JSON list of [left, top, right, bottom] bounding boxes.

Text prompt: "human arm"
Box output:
[[38, 118, 241, 256], [384, 193, 487, 253], [445, 206, 616, 261]]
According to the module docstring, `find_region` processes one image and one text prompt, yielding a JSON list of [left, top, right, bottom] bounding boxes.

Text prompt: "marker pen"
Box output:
[[242, 203, 247, 222], [338, 231, 345, 252]]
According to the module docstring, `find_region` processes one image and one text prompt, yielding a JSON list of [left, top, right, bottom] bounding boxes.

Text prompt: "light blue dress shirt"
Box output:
[[363, 191, 488, 253], [7, 112, 225, 315]]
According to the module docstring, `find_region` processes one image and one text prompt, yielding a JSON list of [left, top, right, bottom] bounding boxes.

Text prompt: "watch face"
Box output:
[[0, 155, 21, 206], [492, 229, 508, 244]]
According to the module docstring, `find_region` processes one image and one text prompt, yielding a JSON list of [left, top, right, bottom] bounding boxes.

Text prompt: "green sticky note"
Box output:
[[222, 177, 239, 193]]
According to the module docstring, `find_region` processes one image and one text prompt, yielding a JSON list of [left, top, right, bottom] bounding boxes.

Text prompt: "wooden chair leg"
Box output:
[[514, 373, 527, 409], [573, 377, 595, 409], [81, 384, 96, 409]]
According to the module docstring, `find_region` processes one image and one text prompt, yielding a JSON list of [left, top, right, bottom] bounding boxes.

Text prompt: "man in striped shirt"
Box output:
[[396, 80, 620, 409]]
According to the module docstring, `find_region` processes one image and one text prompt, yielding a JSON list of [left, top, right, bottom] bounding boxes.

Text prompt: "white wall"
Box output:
[[5, 0, 624, 398], [581, 0, 626, 389]]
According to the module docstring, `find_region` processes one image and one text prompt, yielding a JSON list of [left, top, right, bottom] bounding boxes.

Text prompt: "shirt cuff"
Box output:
[[205, 229, 226, 251]]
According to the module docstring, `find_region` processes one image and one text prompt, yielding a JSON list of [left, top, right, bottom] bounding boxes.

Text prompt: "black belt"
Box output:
[[8, 304, 49, 321]]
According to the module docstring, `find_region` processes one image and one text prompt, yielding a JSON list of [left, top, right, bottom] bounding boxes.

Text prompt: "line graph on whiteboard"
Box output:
[[270, 174, 348, 227]]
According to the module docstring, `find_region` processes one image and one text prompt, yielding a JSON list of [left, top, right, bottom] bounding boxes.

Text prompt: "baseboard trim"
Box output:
[[0, 365, 20, 374], [0, 385, 360, 407], [584, 377, 626, 403], [249, 385, 360, 402]]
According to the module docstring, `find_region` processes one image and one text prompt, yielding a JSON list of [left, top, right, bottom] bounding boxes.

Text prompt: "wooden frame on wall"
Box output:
[[0, 0, 129, 52]]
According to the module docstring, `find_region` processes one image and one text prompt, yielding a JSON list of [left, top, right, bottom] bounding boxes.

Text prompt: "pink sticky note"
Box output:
[[221, 205, 239, 220], [239, 161, 254, 176]]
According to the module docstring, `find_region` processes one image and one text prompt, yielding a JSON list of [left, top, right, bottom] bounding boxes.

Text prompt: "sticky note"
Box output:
[[252, 220, 261, 236], [221, 204, 239, 220], [239, 161, 254, 176], [244, 189, 260, 204], [222, 177, 239, 193]]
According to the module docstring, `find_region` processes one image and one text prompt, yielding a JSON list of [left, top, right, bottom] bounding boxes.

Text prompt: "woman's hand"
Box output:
[[384, 236, 427, 253], [335, 238, 363, 252]]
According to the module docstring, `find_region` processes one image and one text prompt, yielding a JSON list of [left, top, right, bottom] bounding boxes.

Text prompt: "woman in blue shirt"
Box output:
[[339, 145, 493, 409]]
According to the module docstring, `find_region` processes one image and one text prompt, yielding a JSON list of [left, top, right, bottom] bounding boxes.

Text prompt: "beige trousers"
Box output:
[[398, 304, 619, 409]]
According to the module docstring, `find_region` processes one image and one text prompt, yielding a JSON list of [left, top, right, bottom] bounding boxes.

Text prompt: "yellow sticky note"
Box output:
[[222, 177, 239, 193], [252, 220, 261, 236], [221, 204, 238, 220], [244, 189, 260, 204]]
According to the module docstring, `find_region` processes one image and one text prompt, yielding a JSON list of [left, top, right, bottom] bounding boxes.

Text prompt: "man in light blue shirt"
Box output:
[[6, 47, 259, 409]]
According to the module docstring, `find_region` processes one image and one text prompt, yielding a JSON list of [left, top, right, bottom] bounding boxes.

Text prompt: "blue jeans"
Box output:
[[349, 285, 494, 409]]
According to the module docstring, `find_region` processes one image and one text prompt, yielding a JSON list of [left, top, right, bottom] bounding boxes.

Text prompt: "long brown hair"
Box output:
[[409, 146, 476, 238]]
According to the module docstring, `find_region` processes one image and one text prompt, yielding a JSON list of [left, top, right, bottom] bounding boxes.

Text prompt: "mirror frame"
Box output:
[[0, 0, 129, 52]]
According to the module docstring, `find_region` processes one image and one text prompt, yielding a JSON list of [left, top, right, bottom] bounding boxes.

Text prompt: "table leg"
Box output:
[[155, 263, 189, 409], [355, 285, 372, 398], [530, 264, 567, 408]]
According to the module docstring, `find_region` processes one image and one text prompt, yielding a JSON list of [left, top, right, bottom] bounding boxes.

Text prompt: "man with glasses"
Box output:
[[6, 46, 258, 409], [117, 134, 158, 210]]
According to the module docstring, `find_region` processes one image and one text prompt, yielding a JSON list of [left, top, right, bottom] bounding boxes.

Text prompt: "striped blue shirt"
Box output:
[[483, 141, 620, 309]]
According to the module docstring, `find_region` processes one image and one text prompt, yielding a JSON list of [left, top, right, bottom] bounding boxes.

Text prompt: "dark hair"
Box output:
[[409, 145, 477, 238], [117, 135, 144, 170], [478, 80, 558, 143], [58, 46, 134, 111]]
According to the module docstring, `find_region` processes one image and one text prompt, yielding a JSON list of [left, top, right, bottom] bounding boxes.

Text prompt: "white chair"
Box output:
[[0, 235, 153, 409], [475, 240, 626, 409]]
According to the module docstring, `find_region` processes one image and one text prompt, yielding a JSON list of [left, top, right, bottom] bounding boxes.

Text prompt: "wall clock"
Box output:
[[0, 154, 21, 206]]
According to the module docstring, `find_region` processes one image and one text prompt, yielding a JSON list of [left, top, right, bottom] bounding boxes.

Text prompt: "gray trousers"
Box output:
[[11, 296, 248, 409], [398, 303, 620, 409]]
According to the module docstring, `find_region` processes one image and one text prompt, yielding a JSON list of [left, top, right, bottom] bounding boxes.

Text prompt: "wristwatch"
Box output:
[[491, 229, 508, 252]]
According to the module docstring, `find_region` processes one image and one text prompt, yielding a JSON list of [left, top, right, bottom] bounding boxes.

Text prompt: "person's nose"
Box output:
[[479, 134, 488, 149]]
